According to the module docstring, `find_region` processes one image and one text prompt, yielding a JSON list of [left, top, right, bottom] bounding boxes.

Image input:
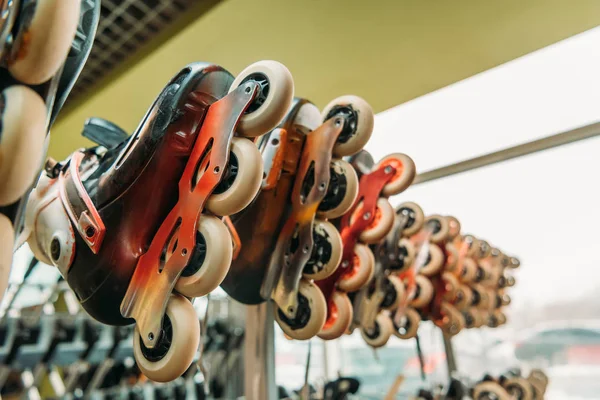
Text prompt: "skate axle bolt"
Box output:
[[318, 182, 326, 191], [384, 166, 392, 174], [85, 226, 95, 238], [303, 245, 309, 254], [363, 212, 371, 220], [213, 166, 220, 174], [50, 238, 61, 261], [181, 248, 188, 256], [341, 260, 349, 268], [148, 332, 154, 341]]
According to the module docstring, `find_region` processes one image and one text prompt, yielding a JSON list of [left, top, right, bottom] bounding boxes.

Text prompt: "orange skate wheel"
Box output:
[[410, 275, 434, 309], [446, 216, 461, 239], [229, 60, 294, 137], [0, 214, 14, 304], [503, 377, 534, 400], [175, 215, 232, 298], [394, 238, 415, 272], [396, 202, 424, 236], [419, 243, 444, 276], [338, 243, 374, 292], [380, 275, 404, 311], [473, 381, 511, 400], [318, 291, 353, 340], [392, 307, 421, 339], [424, 215, 449, 244], [317, 159, 358, 220], [133, 294, 200, 383], [373, 153, 416, 197], [0, 86, 47, 206], [303, 220, 342, 280], [205, 137, 263, 216], [350, 197, 394, 244], [460, 257, 478, 283], [8, 0, 80, 84], [360, 313, 393, 348], [322, 95, 374, 157], [275, 280, 327, 340]]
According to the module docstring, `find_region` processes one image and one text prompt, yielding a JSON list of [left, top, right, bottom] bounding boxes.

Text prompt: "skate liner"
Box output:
[[23, 59, 295, 382]]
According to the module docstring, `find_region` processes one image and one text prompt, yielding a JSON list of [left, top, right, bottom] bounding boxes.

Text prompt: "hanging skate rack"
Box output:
[[242, 119, 600, 400]]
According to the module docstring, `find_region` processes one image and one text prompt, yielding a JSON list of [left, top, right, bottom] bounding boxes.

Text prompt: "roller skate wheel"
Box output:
[[410, 275, 434, 309], [303, 220, 342, 280], [317, 159, 359, 220], [351, 197, 394, 244], [440, 303, 465, 336], [454, 284, 473, 310], [374, 153, 416, 197], [395, 238, 415, 272], [338, 243, 374, 292], [393, 307, 421, 339], [503, 377, 534, 400], [0, 86, 47, 206], [205, 137, 263, 216], [423, 214, 449, 244], [445, 216, 461, 239], [381, 275, 404, 310], [396, 201, 424, 236], [8, 0, 80, 85], [174, 214, 233, 298], [322, 95, 374, 157], [275, 280, 327, 340], [418, 243, 444, 276], [360, 313, 393, 348], [460, 257, 478, 283], [441, 272, 459, 301], [472, 381, 511, 400], [229, 60, 294, 137], [133, 294, 200, 383], [444, 243, 459, 272], [318, 291, 353, 340], [0, 214, 14, 304]]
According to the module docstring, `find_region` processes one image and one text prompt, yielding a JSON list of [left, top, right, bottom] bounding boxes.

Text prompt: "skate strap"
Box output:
[[81, 117, 129, 149]]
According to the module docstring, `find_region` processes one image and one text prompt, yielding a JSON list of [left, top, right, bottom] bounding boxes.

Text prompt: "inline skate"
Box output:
[[0, 0, 97, 303], [24, 60, 295, 381], [222, 95, 374, 340], [315, 150, 416, 346]]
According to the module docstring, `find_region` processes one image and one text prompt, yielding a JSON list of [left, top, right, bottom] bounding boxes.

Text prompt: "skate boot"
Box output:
[[0, 0, 97, 304], [315, 150, 416, 344], [222, 95, 374, 340], [24, 60, 294, 381]]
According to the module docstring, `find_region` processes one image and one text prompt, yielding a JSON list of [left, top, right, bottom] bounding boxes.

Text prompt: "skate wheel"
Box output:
[[396, 202, 424, 236], [351, 197, 394, 244], [0, 86, 47, 206], [393, 238, 415, 272], [418, 243, 444, 276], [175, 215, 232, 298], [133, 294, 200, 383], [229, 60, 294, 137], [492, 310, 507, 326], [469, 308, 485, 328], [501, 293, 511, 307], [410, 275, 433, 309], [275, 280, 327, 340], [444, 243, 459, 272], [393, 307, 420, 339], [423, 215, 449, 244], [460, 257, 478, 283], [318, 291, 353, 340], [338, 243, 374, 292], [303, 220, 342, 280], [380, 275, 404, 310], [509, 257, 520, 269], [360, 313, 393, 348], [373, 153, 416, 197], [0, 214, 14, 304], [439, 303, 465, 336], [503, 377, 534, 400], [477, 240, 492, 259], [473, 381, 511, 400], [317, 159, 358, 220], [7, 0, 80, 85], [322, 95, 374, 157], [454, 284, 473, 310], [441, 272, 459, 301], [205, 137, 263, 216], [446, 216, 461, 239]]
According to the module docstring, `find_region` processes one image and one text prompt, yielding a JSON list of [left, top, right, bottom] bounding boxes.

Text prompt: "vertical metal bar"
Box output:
[[244, 302, 276, 400], [415, 333, 427, 382], [442, 333, 457, 378]]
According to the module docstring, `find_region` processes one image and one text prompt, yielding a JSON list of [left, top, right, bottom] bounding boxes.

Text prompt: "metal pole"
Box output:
[[442, 333, 457, 378], [413, 121, 600, 185], [244, 302, 277, 400]]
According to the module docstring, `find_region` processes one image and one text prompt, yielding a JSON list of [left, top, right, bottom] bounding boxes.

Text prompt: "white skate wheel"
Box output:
[[445, 216, 461, 239], [8, 0, 80, 85], [322, 95, 374, 157], [274, 280, 326, 341], [424, 214, 449, 244], [205, 137, 263, 216], [175, 214, 232, 298], [373, 153, 416, 197], [133, 294, 200, 383], [338, 243, 374, 293], [393, 307, 420, 339], [0, 86, 46, 206], [397, 201, 424, 236], [350, 198, 394, 244], [360, 313, 393, 348], [473, 381, 511, 400], [0, 214, 14, 304], [381, 275, 404, 311], [318, 291, 353, 340], [229, 60, 294, 138], [419, 243, 444, 276], [396, 238, 415, 271], [317, 159, 358, 220], [303, 220, 342, 281], [503, 377, 534, 400], [410, 275, 433, 309]]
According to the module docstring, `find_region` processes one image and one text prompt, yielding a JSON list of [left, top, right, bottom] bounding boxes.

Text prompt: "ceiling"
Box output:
[[50, 0, 600, 159]]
